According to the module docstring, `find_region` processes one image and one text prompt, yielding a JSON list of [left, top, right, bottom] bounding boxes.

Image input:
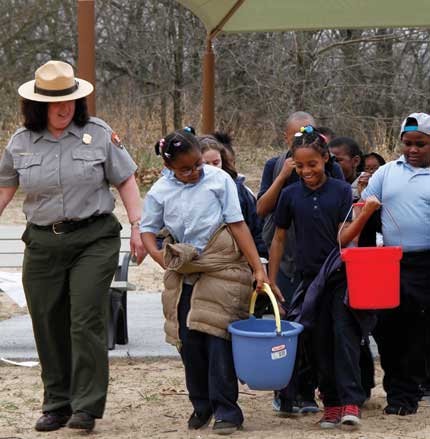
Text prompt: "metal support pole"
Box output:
[[78, 0, 96, 115], [202, 36, 215, 134], [200, 0, 245, 133]]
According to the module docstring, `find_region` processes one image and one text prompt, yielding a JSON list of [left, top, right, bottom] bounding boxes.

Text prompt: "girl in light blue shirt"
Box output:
[[140, 129, 269, 435]]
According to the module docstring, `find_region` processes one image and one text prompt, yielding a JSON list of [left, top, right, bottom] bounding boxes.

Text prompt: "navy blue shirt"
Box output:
[[275, 177, 352, 276], [257, 154, 344, 199]]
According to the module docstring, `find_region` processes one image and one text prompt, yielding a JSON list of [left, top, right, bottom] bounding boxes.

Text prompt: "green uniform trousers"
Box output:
[[22, 214, 121, 418]]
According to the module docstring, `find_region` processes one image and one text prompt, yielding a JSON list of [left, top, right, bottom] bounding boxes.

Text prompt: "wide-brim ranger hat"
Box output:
[[18, 60, 94, 102], [400, 112, 430, 138]]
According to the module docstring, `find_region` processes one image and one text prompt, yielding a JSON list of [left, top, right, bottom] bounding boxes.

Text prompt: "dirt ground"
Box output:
[[2, 171, 430, 438], [1, 358, 430, 439]]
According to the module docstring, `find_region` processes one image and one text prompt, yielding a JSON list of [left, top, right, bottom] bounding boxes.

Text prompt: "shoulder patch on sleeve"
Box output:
[[111, 132, 124, 149]]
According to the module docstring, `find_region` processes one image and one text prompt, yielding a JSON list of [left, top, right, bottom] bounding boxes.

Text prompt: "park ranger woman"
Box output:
[[0, 60, 145, 432]]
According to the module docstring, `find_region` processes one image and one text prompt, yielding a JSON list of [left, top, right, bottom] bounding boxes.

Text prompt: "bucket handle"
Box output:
[[337, 202, 401, 253], [249, 283, 282, 334]]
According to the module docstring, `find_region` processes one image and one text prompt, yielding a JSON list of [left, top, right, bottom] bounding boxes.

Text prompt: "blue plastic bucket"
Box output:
[[228, 284, 303, 390]]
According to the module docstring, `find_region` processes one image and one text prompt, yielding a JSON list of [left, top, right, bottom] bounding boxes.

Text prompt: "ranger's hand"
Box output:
[[130, 228, 147, 265]]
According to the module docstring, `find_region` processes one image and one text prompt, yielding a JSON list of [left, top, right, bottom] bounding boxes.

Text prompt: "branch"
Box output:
[[316, 32, 411, 56]]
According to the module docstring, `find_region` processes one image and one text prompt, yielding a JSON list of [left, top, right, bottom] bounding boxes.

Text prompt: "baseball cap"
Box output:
[[400, 112, 430, 138]]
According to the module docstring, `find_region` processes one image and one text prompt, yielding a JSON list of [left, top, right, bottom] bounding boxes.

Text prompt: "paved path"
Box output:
[[0, 292, 378, 361], [0, 292, 178, 360]]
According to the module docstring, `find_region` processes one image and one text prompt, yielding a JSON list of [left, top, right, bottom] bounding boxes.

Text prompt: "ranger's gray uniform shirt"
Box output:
[[0, 117, 137, 225]]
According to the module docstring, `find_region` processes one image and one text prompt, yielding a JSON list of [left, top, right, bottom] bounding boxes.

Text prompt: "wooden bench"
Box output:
[[0, 224, 136, 350]]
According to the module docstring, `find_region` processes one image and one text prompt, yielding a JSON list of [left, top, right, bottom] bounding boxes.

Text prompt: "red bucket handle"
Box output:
[[337, 202, 401, 252]]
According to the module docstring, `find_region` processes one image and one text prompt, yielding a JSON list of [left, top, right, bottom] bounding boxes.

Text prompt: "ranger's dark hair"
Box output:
[[21, 97, 90, 132], [154, 129, 200, 164]]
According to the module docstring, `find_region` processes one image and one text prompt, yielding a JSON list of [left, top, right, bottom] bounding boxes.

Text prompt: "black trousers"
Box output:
[[178, 283, 243, 426], [372, 251, 430, 411], [279, 274, 319, 404], [313, 269, 366, 407], [22, 214, 121, 418], [360, 343, 375, 398]]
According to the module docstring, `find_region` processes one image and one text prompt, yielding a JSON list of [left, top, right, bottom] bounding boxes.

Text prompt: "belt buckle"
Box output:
[[52, 221, 64, 235]]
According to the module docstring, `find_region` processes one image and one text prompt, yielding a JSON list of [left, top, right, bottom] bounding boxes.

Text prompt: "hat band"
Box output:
[[403, 125, 418, 132], [34, 80, 79, 97]]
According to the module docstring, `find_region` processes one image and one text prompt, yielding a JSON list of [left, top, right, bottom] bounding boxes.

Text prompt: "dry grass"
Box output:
[[1, 98, 398, 193]]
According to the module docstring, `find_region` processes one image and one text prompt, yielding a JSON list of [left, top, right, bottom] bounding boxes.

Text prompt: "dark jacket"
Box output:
[[288, 247, 377, 339], [235, 176, 268, 258]]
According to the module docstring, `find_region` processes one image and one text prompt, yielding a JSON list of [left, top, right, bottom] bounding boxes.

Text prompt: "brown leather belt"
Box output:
[[31, 214, 109, 235]]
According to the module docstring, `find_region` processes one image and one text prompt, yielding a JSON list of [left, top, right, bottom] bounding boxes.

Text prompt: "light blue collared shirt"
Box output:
[[362, 155, 430, 252], [140, 165, 244, 253]]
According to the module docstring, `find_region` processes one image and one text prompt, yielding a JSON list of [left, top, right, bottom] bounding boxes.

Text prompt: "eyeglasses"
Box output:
[[174, 162, 204, 177]]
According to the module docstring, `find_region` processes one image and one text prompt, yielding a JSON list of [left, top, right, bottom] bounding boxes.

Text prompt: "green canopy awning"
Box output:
[[176, 0, 430, 132], [177, 0, 430, 33]]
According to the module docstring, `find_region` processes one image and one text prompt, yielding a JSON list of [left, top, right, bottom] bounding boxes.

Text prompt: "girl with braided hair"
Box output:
[[140, 129, 269, 435], [269, 126, 380, 429]]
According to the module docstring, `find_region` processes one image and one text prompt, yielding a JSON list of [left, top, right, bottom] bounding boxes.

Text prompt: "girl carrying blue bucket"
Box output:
[[140, 129, 269, 435], [269, 126, 381, 429]]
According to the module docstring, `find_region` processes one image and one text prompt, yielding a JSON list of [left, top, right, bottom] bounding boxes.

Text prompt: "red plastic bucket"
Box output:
[[341, 246, 403, 309]]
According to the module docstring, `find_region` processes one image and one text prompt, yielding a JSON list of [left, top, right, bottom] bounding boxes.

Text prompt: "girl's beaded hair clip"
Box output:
[[184, 126, 195, 135], [156, 137, 183, 159], [294, 125, 328, 144], [154, 138, 165, 157], [155, 128, 195, 158], [294, 125, 314, 137]]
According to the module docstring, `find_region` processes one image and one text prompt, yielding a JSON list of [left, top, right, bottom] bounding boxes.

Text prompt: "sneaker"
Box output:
[[272, 396, 299, 416], [297, 398, 320, 414], [341, 405, 361, 428], [187, 411, 212, 430], [319, 406, 342, 429], [213, 420, 242, 435], [66, 411, 95, 431], [35, 409, 71, 432], [383, 404, 417, 416]]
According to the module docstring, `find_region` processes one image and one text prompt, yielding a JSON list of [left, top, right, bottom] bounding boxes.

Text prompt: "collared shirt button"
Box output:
[[314, 205, 318, 209], [313, 197, 317, 200]]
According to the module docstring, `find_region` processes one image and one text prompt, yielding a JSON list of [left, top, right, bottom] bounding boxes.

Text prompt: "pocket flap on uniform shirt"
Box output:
[[72, 149, 105, 161], [12, 154, 42, 169]]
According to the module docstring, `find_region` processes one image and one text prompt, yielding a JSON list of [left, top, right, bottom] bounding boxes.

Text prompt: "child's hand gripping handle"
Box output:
[[249, 283, 282, 334], [338, 199, 401, 250]]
